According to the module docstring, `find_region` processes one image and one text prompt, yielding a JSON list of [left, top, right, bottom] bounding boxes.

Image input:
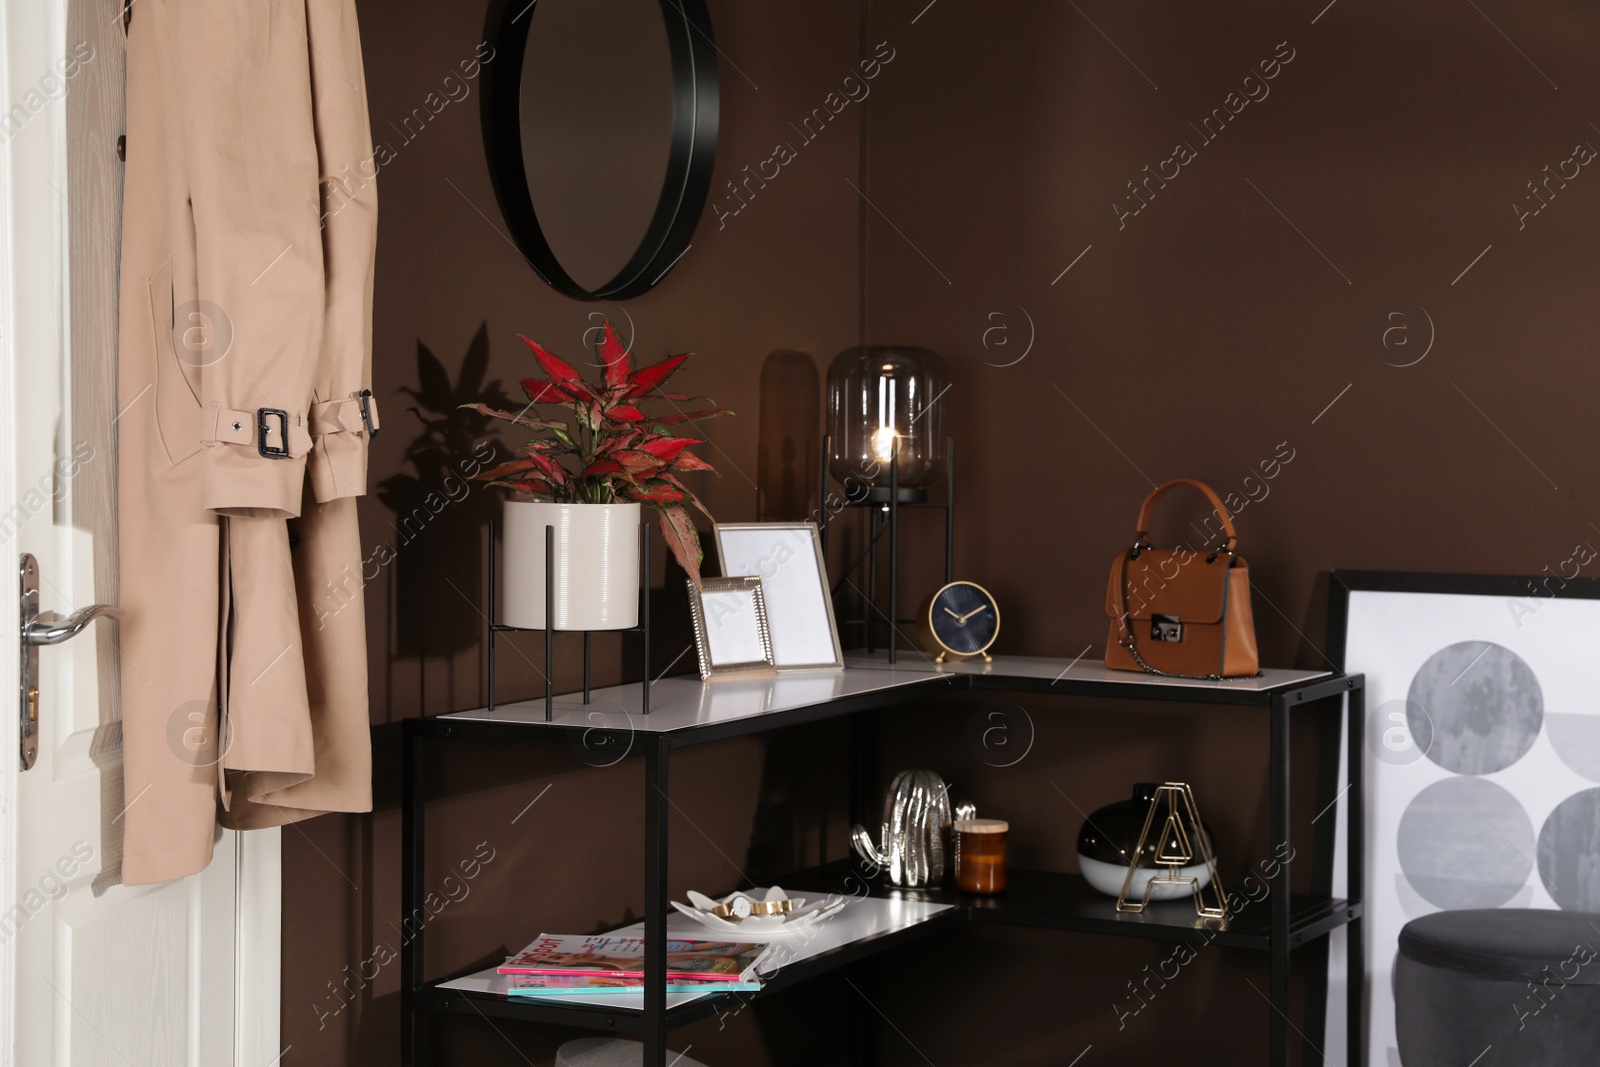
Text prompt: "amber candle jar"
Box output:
[[953, 819, 1008, 894]]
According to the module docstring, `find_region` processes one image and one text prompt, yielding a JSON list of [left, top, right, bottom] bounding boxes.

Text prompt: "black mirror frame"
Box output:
[[481, 0, 720, 302]]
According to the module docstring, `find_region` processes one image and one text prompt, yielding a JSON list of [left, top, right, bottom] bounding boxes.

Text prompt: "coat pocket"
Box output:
[[146, 260, 205, 466]]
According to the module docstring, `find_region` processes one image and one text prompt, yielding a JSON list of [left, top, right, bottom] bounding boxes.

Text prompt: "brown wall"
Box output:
[[284, 0, 1600, 1064], [853, 1, 1600, 1063], [287, 0, 868, 1064]]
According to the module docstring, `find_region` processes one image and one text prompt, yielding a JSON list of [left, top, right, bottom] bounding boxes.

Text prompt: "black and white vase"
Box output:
[[1077, 782, 1216, 900]]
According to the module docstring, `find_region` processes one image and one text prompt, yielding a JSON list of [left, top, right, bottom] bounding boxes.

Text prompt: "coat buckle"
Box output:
[[256, 408, 290, 459], [357, 389, 379, 439]]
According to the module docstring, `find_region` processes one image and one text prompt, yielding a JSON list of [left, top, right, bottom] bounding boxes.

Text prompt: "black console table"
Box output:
[[401, 653, 1365, 1066]]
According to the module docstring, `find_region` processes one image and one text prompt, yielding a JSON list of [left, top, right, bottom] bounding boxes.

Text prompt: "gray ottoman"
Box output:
[[555, 1038, 710, 1067], [1396, 909, 1600, 1066]]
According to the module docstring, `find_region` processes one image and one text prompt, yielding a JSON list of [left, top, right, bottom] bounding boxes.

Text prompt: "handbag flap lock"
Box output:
[[1104, 549, 1240, 624]]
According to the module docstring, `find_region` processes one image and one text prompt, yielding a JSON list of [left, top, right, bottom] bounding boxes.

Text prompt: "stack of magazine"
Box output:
[[498, 934, 772, 997]]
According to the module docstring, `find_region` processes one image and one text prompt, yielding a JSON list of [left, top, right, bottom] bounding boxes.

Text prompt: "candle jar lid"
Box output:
[[954, 819, 1008, 834]]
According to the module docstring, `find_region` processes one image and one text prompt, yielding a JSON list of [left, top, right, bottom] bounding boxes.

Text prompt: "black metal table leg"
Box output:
[[644, 735, 670, 1065], [401, 721, 429, 1067], [1348, 679, 1367, 1066], [846, 958, 881, 1066], [1270, 693, 1291, 1067], [847, 710, 881, 892], [847, 712, 872, 843], [846, 711, 880, 1065]]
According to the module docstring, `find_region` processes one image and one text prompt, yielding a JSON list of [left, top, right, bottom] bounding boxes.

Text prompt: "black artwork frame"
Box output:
[[481, 0, 720, 301]]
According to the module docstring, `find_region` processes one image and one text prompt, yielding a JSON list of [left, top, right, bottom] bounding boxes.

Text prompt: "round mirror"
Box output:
[[483, 0, 718, 301]]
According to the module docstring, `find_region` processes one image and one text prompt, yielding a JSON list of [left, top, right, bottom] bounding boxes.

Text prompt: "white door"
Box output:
[[0, 3, 280, 1065]]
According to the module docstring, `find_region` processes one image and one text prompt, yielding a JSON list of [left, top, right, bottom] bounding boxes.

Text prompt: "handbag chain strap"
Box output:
[[1117, 626, 1225, 681]]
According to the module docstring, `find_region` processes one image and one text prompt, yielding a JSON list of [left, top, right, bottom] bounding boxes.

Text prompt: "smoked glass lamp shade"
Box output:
[[826, 346, 948, 502]]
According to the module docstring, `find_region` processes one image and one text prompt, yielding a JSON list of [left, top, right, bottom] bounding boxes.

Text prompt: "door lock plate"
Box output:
[[19, 554, 39, 770], [17, 554, 124, 770]]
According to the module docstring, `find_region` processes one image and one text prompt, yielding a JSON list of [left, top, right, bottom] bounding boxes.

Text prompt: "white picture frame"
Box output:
[[686, 576, 777, 680], [713, 522, 844, 672]]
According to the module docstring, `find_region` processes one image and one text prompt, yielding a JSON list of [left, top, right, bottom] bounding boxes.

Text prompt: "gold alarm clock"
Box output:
[[917, 581, 1000, 663]]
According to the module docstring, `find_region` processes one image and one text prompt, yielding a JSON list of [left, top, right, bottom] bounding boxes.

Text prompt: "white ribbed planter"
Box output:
[[500, 501, 641, 630]]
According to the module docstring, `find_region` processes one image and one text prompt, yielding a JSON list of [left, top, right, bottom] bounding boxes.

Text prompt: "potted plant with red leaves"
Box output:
[[464, 322, 729, 630]]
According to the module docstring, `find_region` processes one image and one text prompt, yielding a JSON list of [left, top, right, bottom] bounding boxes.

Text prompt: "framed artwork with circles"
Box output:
[[1323, 571, 1600, 1067]]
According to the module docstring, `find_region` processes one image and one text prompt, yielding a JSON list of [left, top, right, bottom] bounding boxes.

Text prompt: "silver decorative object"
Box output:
[[850, 770, 972, 887]]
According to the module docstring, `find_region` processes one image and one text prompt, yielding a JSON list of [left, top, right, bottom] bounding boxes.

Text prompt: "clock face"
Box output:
[[928, 582, 999, 656]]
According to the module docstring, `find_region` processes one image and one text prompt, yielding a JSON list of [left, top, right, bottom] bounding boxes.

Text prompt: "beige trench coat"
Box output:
[[117, 0, 377, 885]]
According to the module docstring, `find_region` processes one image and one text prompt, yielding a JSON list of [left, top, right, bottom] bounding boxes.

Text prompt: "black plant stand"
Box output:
[[485, 519, 652, 719]]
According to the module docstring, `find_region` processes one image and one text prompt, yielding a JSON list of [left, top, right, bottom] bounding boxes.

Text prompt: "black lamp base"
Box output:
[[852, 484, 927, 505], [820, 435, 955, 665]]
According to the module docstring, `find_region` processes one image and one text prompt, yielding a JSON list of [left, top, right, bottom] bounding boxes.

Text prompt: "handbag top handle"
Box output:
[[1134, 478, 1238, 554]]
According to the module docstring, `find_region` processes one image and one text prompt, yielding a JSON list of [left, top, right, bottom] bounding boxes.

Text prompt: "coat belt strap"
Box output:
[[309, 390, 380, 438], [199, 402, 312, 459]]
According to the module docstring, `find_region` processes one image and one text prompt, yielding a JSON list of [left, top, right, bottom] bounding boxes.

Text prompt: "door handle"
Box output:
[[24, 603, 125, 646], [18, 554, 123, 770]]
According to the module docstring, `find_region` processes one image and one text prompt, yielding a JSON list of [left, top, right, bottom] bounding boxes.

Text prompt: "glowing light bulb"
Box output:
[[871, 425, 899, 464]]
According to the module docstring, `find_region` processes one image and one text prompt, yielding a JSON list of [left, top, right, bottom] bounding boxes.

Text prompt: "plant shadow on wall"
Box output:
[[375, 323, 511, 660]]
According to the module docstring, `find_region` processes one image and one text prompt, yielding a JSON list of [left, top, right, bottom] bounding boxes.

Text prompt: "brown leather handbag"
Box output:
[[1104, 479, 1260, 679]]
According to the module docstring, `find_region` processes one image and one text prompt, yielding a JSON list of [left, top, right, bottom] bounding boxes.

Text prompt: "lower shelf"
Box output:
[[419, 863, 1359, 1034], [785, 862, 1359, 953], [426, 894, 956, 1031]]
